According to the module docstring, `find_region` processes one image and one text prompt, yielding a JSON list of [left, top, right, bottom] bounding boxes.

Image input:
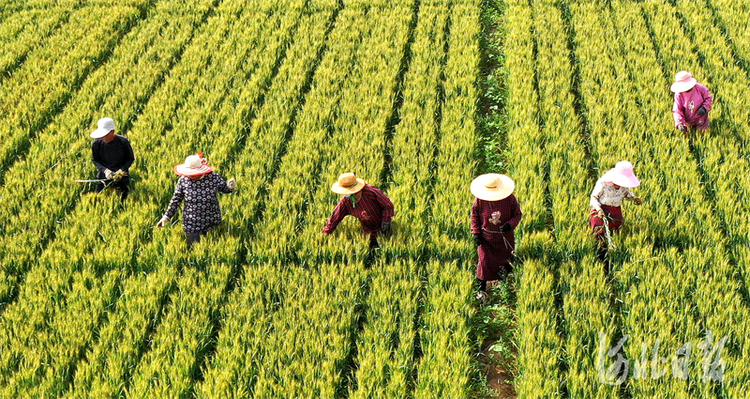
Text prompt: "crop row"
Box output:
[[0, 7, 74, 79], [503, 0, 560, 395], [413, 2, 479, 396]]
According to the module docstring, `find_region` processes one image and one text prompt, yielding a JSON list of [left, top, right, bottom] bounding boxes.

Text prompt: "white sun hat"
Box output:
[[90, 117, 115, 138], [470, 173, 515, 201]]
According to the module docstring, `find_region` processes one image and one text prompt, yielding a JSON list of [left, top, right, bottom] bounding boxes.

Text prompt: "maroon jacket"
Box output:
[[471, 194, 522, 243], [323, 184, 394, 234]]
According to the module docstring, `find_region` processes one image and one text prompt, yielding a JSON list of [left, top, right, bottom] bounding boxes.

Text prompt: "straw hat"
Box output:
[[471, 174, 515, 201], [174, 153, 213, 176], [602, 161, 640, 188], [670, 71, 698, 93], [90, 117, 115, 138], [331, 172, 365, 195]]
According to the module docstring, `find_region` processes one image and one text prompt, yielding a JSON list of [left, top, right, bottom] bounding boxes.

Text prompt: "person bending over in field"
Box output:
[[589, 161, 643, 261], [470, 174, 522, 301], [156, 153, 236, 247], [90, 117, 134, 201], [671, 71, 713, 135], [321, 172, 394, 250]]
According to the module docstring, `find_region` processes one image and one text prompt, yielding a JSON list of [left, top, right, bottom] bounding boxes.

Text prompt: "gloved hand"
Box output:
[[696, 106, 706, 116], [633, 197, 643, 205], [156, 216, 169, 228], [597, 209, 605, 219], [113, 169, 126, 182], [501, 223, 513, 232], [104, 169, 114, 179], [227, 178, 237, 190], [677, 124, 687, 132], [473, 233, 483, 246], [381, 221, 391, 234]]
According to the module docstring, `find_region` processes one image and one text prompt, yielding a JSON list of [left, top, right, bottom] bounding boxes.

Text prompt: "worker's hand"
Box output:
[[380, 221, 391, 234], [677, 124, 687, 132], [597, 209, 605, 219], [227, 178, 237, 190], [113, 169, 126, 182], [156, 216, 169, 228], [696, 106, 706, 116], [473, 233, 483, 246], [633, 197, 643, 205], [104, 169, 114, 179], [321, 230, 330, 236], [501, 223, 513, 232]]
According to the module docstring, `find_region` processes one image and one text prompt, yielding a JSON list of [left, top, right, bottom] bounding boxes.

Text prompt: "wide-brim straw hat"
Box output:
[[471, 173, 515, 201], [90, 117, 115, 138], [670, 71, 698, 93], [174, 153, 213, 176], [602, 161, 640, 188], [331, 172, 365, 195]]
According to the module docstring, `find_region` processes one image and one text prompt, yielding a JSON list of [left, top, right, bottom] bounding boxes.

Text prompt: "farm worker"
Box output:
[[589, 161, 643, 258], [671, 71, 713, 133], [470, 174, 522, 301], [156, 153, 236, 246], [321, 172, 394, 250], [90, 117, 134, 201]]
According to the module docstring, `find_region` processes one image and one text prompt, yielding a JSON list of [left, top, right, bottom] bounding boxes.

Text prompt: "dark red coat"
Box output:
[[471, 195, 522, 280], [323, 184, 394, 235]]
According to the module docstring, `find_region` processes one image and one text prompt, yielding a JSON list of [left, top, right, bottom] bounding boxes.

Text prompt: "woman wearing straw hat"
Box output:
[[322, 172, 394, 249], [590, 161, 643, 259], [671, 71, 713, 134], [470, 174, 522, 300], [90, 117, 134, 201], [156, 153, 236, 246]]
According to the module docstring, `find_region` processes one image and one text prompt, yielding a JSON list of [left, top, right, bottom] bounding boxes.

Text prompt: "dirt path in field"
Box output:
[[481, 337, 517, 398], [476, 0, 517, 394], [479, 284, 517, 399]]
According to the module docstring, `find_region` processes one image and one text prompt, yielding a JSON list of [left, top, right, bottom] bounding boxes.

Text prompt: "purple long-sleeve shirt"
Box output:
[[672, 83, 712, 129]]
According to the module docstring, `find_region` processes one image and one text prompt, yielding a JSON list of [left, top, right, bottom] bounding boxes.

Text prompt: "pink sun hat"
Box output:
[[602, 161, 640, 188], [174, 152, 213, 177], [670, 71, 698, 93]]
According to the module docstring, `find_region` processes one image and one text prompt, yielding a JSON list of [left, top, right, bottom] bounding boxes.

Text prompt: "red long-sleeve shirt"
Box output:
[[323, 184, 394, 234]]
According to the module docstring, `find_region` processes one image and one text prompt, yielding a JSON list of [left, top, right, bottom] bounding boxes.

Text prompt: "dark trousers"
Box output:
[[185, 226, 215, 248], [186, 232, 202, 247], [368, 232, 379, 249], [96, 175, 130, 200]]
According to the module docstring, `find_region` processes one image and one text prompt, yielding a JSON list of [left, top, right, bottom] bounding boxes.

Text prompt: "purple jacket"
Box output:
[[672, 83, 712, 129]]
